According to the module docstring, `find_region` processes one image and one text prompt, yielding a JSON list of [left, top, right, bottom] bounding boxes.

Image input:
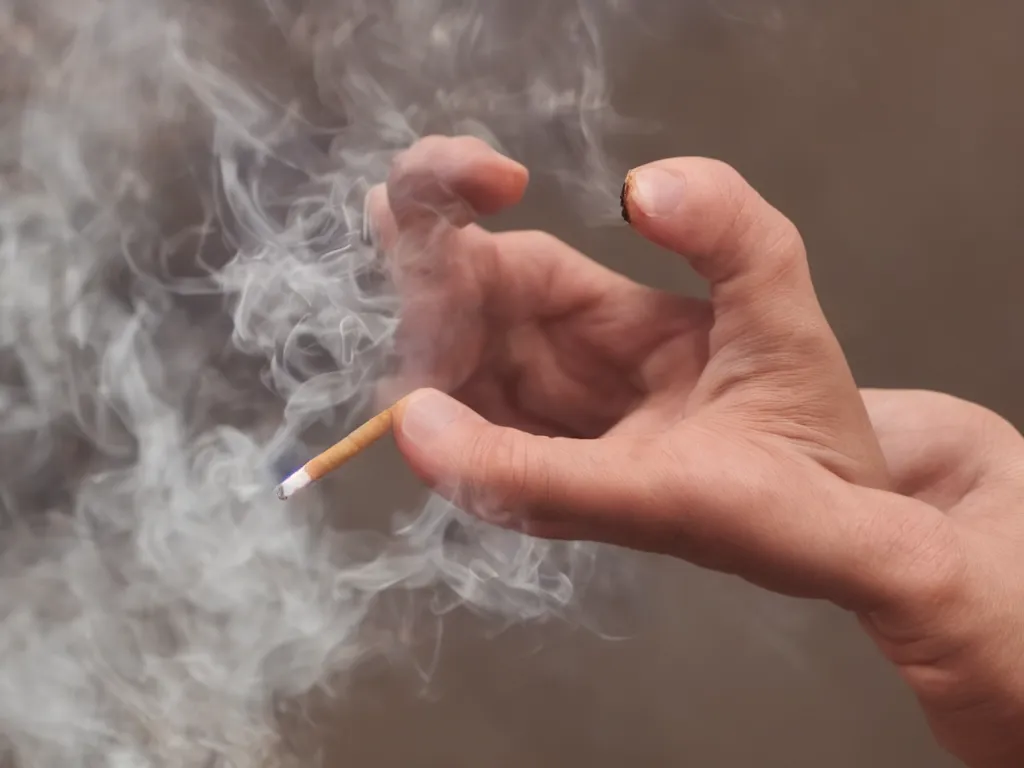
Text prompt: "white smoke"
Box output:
[[0, 1, 638, 765]]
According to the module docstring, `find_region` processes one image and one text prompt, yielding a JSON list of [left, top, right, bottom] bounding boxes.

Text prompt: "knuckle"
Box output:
[[691, 159, 757, 218], [698, 160, 809, 285], [517, 229, 564, 253], [766, 216, 807, 263], [387, 148, 418, 192], [466, 429, 541, 512], [701, 162, 752, 247], [399, 135, 471, 173], [389, 136, 446, 184], [759, 217, 808, 286], [701, 157, 746, 191], [883, 513, 968, 612], [456, 134, 493, 153], [389, 137, 490, 226], [415, 134, 449, 154], [707, 161, 751, 217]]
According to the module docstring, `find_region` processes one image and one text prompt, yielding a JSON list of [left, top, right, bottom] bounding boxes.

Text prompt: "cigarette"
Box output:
[[275, 398, 405, 500]]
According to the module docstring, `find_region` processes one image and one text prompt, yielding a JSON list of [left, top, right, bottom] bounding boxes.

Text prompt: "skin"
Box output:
[[363, 135, 1024, 768]]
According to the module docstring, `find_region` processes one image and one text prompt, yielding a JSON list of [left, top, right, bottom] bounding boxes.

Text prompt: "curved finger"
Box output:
[[386, 134, 529, 231]]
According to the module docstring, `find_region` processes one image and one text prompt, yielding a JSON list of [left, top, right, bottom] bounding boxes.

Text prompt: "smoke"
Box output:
[[0, 0, 640, 765]]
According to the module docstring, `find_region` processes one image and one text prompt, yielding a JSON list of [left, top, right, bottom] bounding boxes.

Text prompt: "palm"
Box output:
[[862, 389, 1024, 512], [385, 224, 712, 440]]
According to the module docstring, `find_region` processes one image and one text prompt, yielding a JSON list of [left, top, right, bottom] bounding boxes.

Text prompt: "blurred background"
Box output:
[[318, 2, 1022, 766]]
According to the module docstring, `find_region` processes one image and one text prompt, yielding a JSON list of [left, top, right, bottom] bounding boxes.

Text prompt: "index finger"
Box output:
[[383, 134, 529, 231]]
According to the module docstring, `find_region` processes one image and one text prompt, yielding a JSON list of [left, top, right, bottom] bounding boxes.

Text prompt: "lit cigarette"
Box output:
[[275, 398, 405, 500]]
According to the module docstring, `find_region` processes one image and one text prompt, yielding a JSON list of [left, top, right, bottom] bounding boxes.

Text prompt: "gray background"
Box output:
[[315, 2, 1022, 766]]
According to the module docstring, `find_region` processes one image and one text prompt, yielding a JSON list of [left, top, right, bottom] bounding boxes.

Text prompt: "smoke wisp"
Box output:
[[0, 1, 639, 765]]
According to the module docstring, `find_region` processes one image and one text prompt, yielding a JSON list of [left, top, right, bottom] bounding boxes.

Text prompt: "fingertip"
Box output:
[[438, 137, 529, 216], [482, 154, 529, 213], [387, 136, 529, 227], [621, 164, 688, 225], [619, 173, 633, 224], [391, 388, 447, 486], [620, 162, 695, 253], [621, 157, 807, 293], [621, 158, 717, 234], [392, 388, 479, 474]]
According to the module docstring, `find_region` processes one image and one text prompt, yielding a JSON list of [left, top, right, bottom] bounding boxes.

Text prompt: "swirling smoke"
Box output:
[[0, 1, 637, 765]]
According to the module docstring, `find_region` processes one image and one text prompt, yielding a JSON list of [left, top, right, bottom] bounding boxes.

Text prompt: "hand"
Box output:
[[368, 135, 907, 602], [860, 390, 1024, 767], [366, 135, 1024, 767]]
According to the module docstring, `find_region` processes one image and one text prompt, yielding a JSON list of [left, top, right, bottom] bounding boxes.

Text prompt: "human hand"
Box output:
[[368, 134, 900, 602], [859, 390, 1024, 767], [366, 135, 1024, 767]]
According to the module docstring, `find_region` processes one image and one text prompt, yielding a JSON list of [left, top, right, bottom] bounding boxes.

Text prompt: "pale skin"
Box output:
[[363, 135, 1024, 768]]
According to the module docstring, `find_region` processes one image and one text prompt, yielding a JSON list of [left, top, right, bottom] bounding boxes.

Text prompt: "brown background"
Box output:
[[317, 2, 1023, 765]]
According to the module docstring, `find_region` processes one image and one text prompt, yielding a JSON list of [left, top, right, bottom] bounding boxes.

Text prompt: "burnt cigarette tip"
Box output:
[[620, 172, 635, 224], [275, 468, 312, 500]]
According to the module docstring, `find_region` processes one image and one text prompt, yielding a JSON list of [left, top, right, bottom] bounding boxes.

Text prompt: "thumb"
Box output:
[[392, 389, 627, 528]]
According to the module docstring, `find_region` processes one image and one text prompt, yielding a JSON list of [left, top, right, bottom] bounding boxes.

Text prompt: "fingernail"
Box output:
[[627, 167, 686, 218], [399, 390, 467, 447]]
